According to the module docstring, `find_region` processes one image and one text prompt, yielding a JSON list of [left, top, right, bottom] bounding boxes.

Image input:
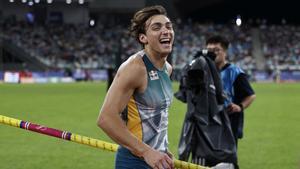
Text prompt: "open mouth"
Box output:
[[159, 38, 171, 45]]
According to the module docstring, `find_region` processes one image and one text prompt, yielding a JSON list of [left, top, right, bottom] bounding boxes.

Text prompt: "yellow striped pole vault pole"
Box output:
[[0, 115, 210, 169]]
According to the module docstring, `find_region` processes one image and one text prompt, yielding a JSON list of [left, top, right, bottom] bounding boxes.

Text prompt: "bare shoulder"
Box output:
[[165, 61, 173, 76], [115, 52, 147, 90], [119, 52, 146, 76]]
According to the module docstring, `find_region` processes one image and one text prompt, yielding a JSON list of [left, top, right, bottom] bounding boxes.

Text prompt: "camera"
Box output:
[[194, 49, 217, 61]]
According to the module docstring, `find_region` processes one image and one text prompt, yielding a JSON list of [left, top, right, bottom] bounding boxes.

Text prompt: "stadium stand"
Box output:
[[1, 0, 300, 83], [0, 19, 254, 69]]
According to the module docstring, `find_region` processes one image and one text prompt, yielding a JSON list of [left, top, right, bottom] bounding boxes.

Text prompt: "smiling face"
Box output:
[[139, 14, 174, 56]]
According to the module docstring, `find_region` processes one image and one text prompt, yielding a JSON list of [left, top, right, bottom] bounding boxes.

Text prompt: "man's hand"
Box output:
[[166, 150, 174, 160], [226, 103, 242, 114], [142, 148, 174, 169]]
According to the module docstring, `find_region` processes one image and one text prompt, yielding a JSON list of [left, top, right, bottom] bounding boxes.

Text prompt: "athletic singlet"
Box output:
[[126, 50, 173, 152]]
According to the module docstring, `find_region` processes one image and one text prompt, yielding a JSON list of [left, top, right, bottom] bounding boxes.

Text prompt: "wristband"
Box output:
[[238, 103, 244, 112]]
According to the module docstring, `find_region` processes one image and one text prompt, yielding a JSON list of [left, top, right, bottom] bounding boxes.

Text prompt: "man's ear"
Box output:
[[139, 34, 147, 44]]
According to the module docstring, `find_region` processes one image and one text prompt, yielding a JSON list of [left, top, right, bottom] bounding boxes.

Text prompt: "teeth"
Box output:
[[160, 38, 170, 43]]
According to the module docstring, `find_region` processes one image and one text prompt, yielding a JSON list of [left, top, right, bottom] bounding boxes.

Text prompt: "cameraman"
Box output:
[[206, 35, 256, 149]]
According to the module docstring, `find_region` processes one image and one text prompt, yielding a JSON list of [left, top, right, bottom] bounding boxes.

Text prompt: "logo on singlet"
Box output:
[[149, 70, 159, 80]]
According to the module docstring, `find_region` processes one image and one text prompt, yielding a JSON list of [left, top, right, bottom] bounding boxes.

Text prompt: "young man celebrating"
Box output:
[[97, 5, 175, 169]]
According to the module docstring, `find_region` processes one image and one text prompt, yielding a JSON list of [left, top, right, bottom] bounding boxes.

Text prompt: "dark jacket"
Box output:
[[175, 52, 237, 166]]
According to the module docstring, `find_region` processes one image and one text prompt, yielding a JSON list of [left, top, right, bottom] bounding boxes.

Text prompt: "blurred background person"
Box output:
[[206, 35, 256, 163]]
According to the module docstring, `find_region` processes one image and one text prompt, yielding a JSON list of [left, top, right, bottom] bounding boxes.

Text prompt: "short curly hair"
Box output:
[[129, 5, 167, 46]]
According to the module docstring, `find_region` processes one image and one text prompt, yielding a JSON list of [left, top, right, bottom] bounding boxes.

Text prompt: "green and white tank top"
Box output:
[[126, 50, 173, 152]]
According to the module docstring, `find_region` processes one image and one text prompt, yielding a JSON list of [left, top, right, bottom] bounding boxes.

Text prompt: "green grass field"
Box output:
[[0, 82, 299, 169]]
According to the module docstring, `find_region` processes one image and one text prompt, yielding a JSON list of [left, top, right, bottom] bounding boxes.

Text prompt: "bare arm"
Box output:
[[228, 94, 256, 113], [241, 94, 256, 109], [97, 58, 148, 156], [228, 74, 256, 113]]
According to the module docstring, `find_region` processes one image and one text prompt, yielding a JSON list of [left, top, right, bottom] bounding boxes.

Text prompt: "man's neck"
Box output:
[[144, 49, 167, 70], [218, 61, 227, 70]]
